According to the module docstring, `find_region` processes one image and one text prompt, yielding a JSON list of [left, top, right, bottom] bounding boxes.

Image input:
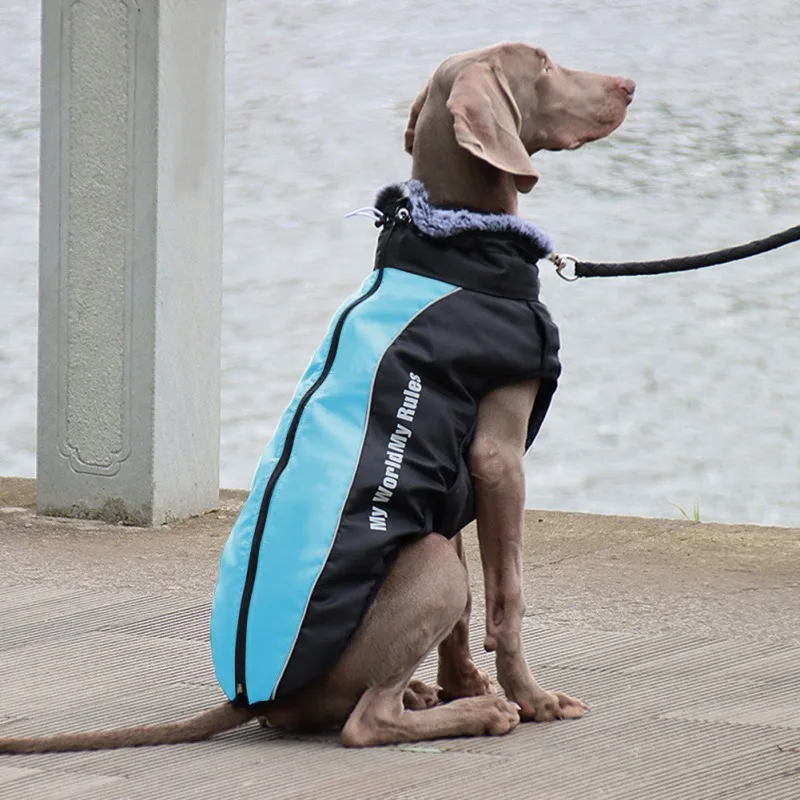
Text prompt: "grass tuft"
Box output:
[[670, 498, 701, 523]]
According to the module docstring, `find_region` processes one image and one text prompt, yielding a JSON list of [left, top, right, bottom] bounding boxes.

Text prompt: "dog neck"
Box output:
[[374, 180, 554, 257], [412, 157, 521, 216]]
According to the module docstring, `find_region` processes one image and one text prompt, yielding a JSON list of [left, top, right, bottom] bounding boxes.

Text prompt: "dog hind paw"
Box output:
[[480, 697, 521, 736]]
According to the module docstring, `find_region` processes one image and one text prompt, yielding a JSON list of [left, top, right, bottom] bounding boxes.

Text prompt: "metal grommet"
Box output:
[[396, 207, 411, 223]]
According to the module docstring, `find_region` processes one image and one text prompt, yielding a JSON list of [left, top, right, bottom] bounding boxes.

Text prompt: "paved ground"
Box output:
[[0, 477, 798, 799]]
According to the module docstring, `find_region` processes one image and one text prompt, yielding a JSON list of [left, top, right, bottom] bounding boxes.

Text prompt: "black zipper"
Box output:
[[233, 266, 386, 705]]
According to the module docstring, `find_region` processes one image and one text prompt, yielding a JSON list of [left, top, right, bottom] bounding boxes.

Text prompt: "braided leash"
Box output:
[[549, 224, 800, 281]]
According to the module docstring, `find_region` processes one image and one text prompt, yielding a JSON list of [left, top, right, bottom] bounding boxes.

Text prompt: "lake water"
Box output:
[[1, 0, 799, 526]]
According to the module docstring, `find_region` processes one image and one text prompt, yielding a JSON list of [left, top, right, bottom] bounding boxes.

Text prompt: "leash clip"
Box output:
[[549, 252, 579, 282]]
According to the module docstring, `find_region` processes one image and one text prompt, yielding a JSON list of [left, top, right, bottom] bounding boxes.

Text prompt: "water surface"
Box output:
[[1, 0, 798, 524]]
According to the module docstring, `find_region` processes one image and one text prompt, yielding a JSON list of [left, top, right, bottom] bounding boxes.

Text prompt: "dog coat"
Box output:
[[211, 181, 562, 706]]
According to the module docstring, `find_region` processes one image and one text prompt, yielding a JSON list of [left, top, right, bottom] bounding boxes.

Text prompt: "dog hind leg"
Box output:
[[315, 533, 519, 746]]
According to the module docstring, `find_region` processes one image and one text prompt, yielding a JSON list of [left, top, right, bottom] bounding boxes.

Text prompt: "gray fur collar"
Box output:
[[374, 180, 554, 256]]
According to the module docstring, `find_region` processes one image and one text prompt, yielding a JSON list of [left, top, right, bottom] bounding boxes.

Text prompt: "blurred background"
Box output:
[[1, 0, 799, 525]]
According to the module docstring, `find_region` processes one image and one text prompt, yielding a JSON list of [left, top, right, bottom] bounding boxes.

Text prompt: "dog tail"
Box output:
[[0, 702, 253, 753]]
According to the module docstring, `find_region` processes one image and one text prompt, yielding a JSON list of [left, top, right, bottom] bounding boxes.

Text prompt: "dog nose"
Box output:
[[618, 78, 636, 102]]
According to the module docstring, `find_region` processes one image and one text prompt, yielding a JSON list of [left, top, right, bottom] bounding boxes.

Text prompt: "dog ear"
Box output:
[[446, 61, 539, 192], [404, 80, 430, 155]]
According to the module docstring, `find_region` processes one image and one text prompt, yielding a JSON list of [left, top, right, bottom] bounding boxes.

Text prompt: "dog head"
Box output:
[[405, 43, 634, 206]]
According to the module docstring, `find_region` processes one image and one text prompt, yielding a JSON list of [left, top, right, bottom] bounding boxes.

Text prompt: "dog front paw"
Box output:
[[438, 661, 496, 702], [515, 689, 589, 722], [403, 679, 441, 710]]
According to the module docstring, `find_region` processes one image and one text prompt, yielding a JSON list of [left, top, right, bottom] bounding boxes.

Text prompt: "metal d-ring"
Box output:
[[549, 252, 580, 282]]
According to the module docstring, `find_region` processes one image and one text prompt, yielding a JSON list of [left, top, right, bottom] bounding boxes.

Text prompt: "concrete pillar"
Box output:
[[37, 0, 226, 525]]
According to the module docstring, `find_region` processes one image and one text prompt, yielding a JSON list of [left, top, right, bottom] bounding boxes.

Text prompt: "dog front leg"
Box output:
[[471, 381, 588, 722], [437, 532, 495, 700]]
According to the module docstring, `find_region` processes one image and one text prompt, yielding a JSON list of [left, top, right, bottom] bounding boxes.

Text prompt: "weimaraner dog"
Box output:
[[0, 42, 634, 752]]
